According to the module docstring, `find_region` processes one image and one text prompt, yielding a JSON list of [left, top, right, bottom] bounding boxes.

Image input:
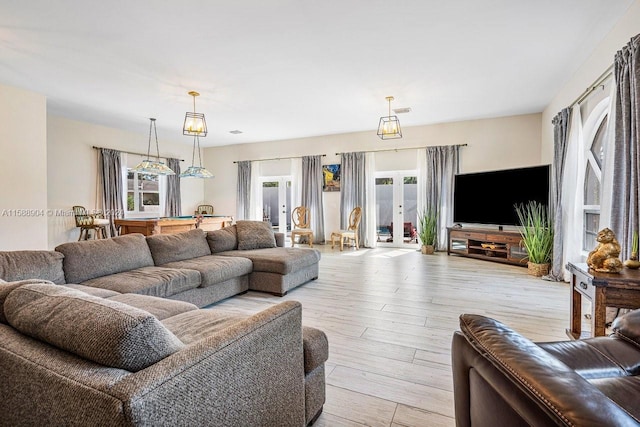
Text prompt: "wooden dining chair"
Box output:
[[72, 205, 109, 240], [290, 206, 314, 247], [330, 206, 363, 251], [196, 204, 214, 215]]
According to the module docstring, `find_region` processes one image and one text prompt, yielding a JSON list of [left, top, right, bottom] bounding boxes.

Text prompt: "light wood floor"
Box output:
[[212, 246, 575, 427]]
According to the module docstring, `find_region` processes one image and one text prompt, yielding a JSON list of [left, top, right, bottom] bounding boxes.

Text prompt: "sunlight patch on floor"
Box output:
[[371, 248, 417, 258], [341, 249, 371, 257]]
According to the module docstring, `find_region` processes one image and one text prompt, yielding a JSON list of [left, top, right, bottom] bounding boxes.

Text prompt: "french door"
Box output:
[[375, 171, 419, 248], [260, 177, 292, 234]]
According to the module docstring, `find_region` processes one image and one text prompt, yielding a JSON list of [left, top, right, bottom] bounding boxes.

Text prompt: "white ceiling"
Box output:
[[0, 0, 634, 147]]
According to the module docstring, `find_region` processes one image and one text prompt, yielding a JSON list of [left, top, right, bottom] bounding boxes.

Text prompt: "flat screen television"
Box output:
[[453, 165, 550, 227]]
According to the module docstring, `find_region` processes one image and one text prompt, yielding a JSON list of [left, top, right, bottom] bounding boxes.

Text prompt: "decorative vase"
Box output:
[[624, 252, 640, 269], [527, 262, 550, 277], [422, 245, 435, 255]]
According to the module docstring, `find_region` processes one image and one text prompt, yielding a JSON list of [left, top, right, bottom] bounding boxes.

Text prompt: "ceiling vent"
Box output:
[[229, 130, 243, 134]]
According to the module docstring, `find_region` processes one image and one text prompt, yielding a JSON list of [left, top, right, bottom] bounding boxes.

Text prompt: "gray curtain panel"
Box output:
[[610, 33, 640, 258], [301, 155, 325, 244], [547, 108, 571, 281], [164, 158, 182, 217], [425, 145, 459, 251], [98, 148, 124, 237], [340, 152, 366, 246], [236, 160, 251, 220]]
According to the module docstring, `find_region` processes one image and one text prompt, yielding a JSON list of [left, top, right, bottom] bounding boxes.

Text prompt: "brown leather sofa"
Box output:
[[452, 311, 640, 426]]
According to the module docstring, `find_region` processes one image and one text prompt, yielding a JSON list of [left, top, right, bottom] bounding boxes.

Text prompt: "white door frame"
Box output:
[[375, 171, 418, 248]]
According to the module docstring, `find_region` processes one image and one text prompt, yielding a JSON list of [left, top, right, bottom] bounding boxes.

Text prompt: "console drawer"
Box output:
[[455, 231, 486, 240], [487, 234, 521, 244]]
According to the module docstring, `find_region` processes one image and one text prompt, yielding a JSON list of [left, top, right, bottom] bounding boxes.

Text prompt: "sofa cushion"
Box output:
[[0, 279, 54, 324], [218, 247, 321, 275], [162, 309, 243, 344], [207, 225, 238, 253], [79, 266, 201, 298], [0, 250, 65, 284], [146, 229, 211, 265], [236, 220, 277, 250], [612, 309, 640, 347], [107, 294, 198, 320], [63, 283, 121, 298], [55, 234, 154, 284], [4, 283, 184, 372], [160, 255, 253, 288]]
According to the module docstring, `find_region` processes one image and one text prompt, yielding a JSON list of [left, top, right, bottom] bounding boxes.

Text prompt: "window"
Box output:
[[127, 169, 161, 215], [582, 115, 607, 251]]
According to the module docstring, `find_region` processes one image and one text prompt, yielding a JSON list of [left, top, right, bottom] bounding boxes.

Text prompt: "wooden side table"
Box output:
[[567, 262, 640, 339]]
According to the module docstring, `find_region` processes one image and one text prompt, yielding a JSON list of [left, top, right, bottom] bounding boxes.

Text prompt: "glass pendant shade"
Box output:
[[377, 96, 402, 140], [183, 91, 208, 137], [180, 135, 214, 179], [134, 118, 175, 175]]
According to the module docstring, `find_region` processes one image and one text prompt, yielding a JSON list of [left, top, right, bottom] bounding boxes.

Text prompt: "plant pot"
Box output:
[[421, 245, 435, 255], [624, 253, 640, 269], [527, 262, 550, 277]]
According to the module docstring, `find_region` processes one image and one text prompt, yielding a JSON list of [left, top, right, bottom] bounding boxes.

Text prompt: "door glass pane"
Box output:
[[403, 176, 418, 243], [262, 181, 278, 227], [375, 177, 393, 242], [285, 181, 292, 232], [584, 164, 600, 205]]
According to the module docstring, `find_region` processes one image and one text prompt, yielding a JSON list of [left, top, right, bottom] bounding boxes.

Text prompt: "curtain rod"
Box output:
[[233, 154, 326, 164], [335, 143, 467, 156], [569, 64, 614, 108], [92, 146, 184, 161]]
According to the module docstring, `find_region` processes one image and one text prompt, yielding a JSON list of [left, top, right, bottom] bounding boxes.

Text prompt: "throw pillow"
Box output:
[[4, 283, 184, 371], [0, 250, 66, 284], [0, 279, 54, 324], [146, 229, 211, 265], [236, 220, 277, 250], [207, 225, 239, 253]]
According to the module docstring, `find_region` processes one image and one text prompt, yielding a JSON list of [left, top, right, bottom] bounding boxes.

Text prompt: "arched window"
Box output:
[[581, 102, 608, 252]]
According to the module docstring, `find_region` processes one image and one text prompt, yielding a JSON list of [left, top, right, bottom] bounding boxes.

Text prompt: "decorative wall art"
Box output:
[[322, 164, 340, 192]]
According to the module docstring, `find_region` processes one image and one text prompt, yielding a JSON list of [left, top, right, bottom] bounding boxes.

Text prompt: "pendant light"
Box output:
[[180, 135, 214, 178], [134, 118, 175, 175], [183, 91, 208, 137], [377, 96, 402, 139]]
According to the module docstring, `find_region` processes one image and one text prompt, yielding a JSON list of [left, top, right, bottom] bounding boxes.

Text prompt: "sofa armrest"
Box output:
[[113, 301, 306, 426], [452, 314, 639, 427], [275, 232, 285, 247]]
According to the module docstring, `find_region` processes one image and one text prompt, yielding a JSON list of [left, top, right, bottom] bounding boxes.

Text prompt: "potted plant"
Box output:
[[514, 201, 554, 277], [418, 208, 438, 254]]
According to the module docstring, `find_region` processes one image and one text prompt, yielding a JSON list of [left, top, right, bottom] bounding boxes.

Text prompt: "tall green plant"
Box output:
[[514, 201, 553, 264], [418, 208, 438, 246]]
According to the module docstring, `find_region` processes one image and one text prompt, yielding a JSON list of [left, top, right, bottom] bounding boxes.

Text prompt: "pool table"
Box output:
[[115, 215, 233, 236]]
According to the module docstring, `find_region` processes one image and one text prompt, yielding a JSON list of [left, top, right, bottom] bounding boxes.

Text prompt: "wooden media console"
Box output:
[[447, 227, 527, 267]]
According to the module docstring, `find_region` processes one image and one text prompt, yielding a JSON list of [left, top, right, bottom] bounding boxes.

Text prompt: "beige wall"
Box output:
[[47, 116, 206, 248], [541, 0, 640, 161], [0, 84, 48, 250], [203, 113, 542, 240]]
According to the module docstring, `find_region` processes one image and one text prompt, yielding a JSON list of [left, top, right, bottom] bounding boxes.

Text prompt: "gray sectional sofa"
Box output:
[[0, 220, 327, 426], [53, 220, 321, 306]]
